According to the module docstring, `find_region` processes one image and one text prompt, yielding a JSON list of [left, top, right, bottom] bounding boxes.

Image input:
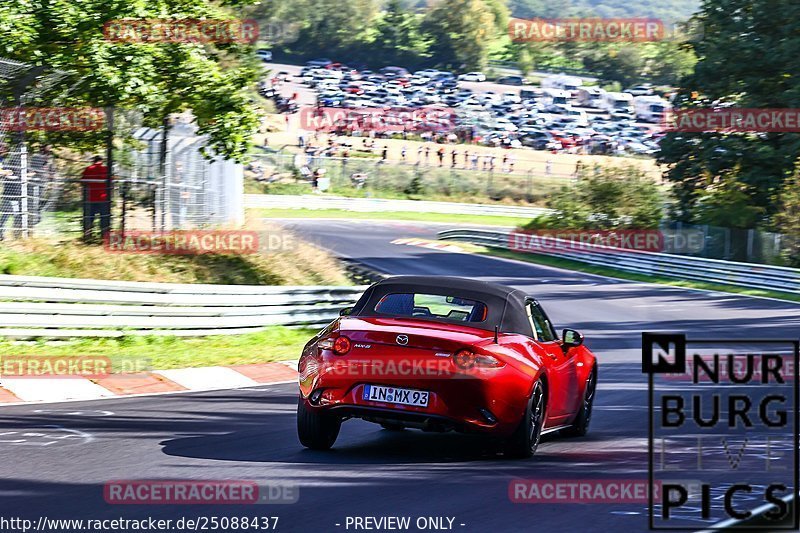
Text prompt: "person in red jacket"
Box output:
[[81, 156, 110, 242]]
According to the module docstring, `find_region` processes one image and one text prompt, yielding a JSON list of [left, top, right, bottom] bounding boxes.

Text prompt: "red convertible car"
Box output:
[[297, 276, 597, 458]]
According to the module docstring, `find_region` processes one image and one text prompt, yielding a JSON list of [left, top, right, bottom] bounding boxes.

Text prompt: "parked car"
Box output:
[[380, 66, 411, 79], [496, 75, 527, 86], [625, 84, 655, 96], [307, 58, 333, 68], [256, 49, 272, 62], [458, 72, 487, 82]]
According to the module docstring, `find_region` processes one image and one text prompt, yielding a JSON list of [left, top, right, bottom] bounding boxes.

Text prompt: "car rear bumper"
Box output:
[[299, 357, 531, 436]]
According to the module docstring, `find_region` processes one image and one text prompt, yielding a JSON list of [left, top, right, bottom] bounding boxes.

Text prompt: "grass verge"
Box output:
[[458, 242, 800, 303], [255, 207, 526, 227], [0, 220, 351, 285], [2, 327, 315, 370]]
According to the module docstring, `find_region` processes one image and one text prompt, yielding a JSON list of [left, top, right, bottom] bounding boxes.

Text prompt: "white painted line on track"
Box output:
[[154, 366, 258, 390], [0, 380, 298, 408], [0, 378, 114, 402]]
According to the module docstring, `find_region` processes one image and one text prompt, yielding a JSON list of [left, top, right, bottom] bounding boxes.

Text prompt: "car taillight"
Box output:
[[318, 336, 351, 355], [453, 349, 502, 370], [332, 336, 352, 355]]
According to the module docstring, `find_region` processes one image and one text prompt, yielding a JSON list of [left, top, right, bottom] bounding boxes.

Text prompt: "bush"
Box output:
[[523, 165, 664, 230], [775, 162, 800, 267]]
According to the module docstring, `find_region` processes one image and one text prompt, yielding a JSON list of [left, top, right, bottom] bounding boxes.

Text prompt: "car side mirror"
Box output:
[[339, 307, 353, 317], [562, 329, 584, 349]]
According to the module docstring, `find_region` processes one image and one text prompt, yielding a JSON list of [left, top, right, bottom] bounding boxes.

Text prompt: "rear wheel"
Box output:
[[504, 379, 546, 459], [563, 367, 596, 437], [297, 397, 341, 450]]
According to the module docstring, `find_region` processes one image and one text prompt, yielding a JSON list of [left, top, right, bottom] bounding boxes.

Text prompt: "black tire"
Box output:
[[562, 366, 596, 437], [297, 397, 341, 450], [504, 379, 546, 459], [380, 422, 405, 431]]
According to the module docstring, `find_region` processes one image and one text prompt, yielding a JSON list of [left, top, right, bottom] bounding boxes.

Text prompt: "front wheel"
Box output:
[[297, 397, 341, 450], [562, 366, 596, 437], [504, 379, 546, 459]]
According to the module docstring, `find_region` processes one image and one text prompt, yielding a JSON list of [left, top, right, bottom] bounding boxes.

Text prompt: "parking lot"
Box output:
[[262, 61, 666, 157]]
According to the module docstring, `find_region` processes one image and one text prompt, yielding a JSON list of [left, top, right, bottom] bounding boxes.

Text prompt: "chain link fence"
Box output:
[[0, 57, 244, 242]]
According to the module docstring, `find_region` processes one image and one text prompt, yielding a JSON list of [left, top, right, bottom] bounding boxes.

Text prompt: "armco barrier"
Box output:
[[437, 228, 800, 295], [0, 275, 367, 338]]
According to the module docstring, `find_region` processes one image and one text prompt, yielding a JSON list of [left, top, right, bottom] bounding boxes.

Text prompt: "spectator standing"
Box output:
[[312, 168, 320, 192], [417, 145, 423, 165], [451, 149, 458, 168], [81, 155, 111, 242], [401, 145, 407, 162], [470, 152, 478, 170], [381, 145, 388, 162], [424, 146, 430, 166], [574, 161, 584, 180], [437, 147, 445, 167], [508, 155, 516, 173]]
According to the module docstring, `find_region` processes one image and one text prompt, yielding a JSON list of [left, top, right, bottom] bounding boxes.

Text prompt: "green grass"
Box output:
[[255, 207, 527, 227], [461, 243, 800, 303], [0, 228, 351, 285], [1, 327, 315, 370]]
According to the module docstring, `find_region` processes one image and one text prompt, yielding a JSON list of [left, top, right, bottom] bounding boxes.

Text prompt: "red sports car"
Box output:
[[297, 276, 597, 458]]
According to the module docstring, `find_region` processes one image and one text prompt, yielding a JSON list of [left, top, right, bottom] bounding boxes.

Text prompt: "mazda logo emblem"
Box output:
[[396, 334, 409, 346]]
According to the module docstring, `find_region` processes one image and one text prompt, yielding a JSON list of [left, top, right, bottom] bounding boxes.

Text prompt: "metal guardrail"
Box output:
[[0, 275, 367, 338], [437, 228, 800, 295], [246, 194, 551, 219]]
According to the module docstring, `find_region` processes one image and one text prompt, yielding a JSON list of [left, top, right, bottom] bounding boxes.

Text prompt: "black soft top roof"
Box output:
[[350, 275, 534, 337]]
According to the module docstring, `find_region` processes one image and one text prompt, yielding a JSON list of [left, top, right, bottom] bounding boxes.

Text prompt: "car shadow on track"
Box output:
[[160, 423, 541, 465], [159, 389, 568, 465]]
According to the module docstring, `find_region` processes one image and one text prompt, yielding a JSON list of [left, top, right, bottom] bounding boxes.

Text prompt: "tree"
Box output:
[[256, 0, 378, 59], [371, 0, 430, 67], [422, 0, 507, 71], [0, 0, 260, 161], [692, 168, 765, 229], [641, 39, 697, 87], [774, 162, 800, 266], [524, 166, 664, 230], [583, 46, 645, 87], [658, 0, 800, 224]]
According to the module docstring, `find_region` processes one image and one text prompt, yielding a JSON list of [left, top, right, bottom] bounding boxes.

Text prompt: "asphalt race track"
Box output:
[[1, 218, 799, 532]]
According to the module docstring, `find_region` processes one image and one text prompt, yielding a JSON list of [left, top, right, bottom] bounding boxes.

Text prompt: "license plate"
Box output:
[[362, 385, 429, 407]]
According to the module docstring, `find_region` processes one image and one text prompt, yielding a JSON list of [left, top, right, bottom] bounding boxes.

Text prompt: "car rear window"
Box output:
[[374, 293, 488, 323]]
